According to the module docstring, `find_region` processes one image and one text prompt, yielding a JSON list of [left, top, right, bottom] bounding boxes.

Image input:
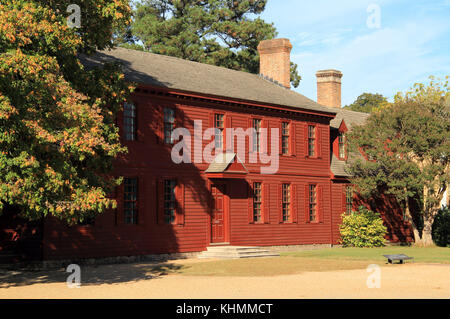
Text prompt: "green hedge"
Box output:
[[339, 206, 387, 247], [432, 207, 450, 247]]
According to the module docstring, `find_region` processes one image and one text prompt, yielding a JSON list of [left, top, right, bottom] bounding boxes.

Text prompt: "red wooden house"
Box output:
[[0, 39, 413, 262]]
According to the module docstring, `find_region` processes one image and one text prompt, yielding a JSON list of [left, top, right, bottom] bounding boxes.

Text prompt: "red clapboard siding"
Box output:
[[40, 87, 411, 261]]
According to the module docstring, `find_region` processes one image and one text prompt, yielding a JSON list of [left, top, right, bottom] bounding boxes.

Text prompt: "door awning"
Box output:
[[205, 152, 248, 179]]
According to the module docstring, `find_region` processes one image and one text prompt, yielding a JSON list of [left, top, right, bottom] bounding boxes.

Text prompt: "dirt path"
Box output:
[[1, 262, 449, 299]]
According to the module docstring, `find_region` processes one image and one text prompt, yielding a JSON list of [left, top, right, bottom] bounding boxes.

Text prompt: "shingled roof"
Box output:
[[330, 108, 370, 129], [81, 47, 336, 116], [330, 154, 351, 177]]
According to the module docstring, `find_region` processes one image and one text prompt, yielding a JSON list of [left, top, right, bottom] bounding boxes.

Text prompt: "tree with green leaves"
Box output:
[[0, 0, 133, 223], [344, 93, 389, 113], [128, 0, 302, 88], [347, 77, 449, 246]]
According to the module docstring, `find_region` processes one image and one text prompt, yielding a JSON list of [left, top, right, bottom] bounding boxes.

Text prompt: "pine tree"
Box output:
[[129, 0, 302, 87]]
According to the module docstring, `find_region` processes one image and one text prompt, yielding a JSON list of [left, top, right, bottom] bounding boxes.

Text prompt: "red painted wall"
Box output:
[[41, 88, 413, 261], [42, 88, 340, 260]]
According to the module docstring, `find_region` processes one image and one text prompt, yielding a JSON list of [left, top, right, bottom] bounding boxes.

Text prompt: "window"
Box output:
[[214, 114, 224, 150], [345, 186, 353, 214], [308, 125, 316, 157], [282, 183, 291, 222], [282, 122, 290, 155], [252, 119, 262, 152], [339, 133, 346, 159], [124, 178, 138, 224], [164, 179, 177, 224], [309, 184, 317, 222], [164, 108, 175, 144], [253, 182, 262, 222], [123, 102, 136, 141]]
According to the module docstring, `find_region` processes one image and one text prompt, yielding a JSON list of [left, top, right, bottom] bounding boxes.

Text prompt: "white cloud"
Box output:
[[261, 1, 450, 105], [291, 20, 449, 105]]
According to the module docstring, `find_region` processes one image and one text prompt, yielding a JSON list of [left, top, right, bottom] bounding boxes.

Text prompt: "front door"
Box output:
[[211, 183, 227, 243]]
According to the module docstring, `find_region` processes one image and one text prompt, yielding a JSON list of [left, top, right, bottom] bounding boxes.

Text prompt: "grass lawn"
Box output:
[[282, 246, 450, 264], [172, 246, 450, 277]]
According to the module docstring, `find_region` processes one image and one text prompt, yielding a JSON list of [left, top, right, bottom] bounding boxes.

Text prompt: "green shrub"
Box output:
[[339, 206, 387, 247], [432, 207, 450, 247]]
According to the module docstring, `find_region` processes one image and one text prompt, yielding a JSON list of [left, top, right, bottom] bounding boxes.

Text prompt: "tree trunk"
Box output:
[[420, 229, 434, 246], [417, 215, 436, 247], [404, 197, 421, 243]]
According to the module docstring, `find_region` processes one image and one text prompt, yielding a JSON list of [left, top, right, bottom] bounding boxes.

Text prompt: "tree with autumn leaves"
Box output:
[[347, 77, 449, 246], [0, 0, 133, 223]]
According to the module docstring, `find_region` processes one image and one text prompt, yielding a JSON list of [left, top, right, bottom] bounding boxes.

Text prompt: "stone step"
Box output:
[[198, 245, 280, 259], [198, 252, 279, 259], [206, 246, 263, 252]]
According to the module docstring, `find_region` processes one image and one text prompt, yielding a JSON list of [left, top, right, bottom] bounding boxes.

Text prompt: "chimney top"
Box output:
[[316, 69, 343, 108], [257, 38, 293, 54], [316, 69, 343, 82], [257, 38, 293, 89]]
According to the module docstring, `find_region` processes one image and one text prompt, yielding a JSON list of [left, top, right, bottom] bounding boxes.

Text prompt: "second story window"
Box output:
[[253, 182, 262, 222], [308, 125, 316, 157], [253, 119, 262, 152], [164, 108, 175, 144], [124, 178, 138, 224], [214, 114, 224, 150], [282, 183, 291, 222], [309, 184, 317, 222], [339, 133, 346, 159], [282, 122, 290, 155], [123, 102, 136, 141]]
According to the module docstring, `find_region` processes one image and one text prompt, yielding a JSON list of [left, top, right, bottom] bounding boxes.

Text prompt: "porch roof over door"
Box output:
[[205, 152, 248, 179]]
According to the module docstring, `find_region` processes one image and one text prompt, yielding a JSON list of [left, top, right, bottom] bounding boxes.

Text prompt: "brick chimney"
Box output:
[[316, 69, 343, 108], [257, 38, 292, 89]]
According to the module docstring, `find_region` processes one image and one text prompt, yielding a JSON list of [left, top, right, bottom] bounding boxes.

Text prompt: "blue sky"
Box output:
[[260, 0, 450, 106]]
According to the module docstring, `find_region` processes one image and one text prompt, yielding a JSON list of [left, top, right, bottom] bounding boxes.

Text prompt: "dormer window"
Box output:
[[338, 133, 346, 159]]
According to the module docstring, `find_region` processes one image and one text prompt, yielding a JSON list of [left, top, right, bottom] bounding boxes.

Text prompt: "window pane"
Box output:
[[308, 125, 315, 157], [164, 108, 175, 143], [253, 119, 261, 152], [124, 103, 136, 141], [124, 177, 138, 224], [339, 134, 346, 158], [282, 122, 290, 155], [215, 114, 224, 128], [253, 182, 262, 222], [164, 180, 177, 224], [346, 186, 353, 214], [309, 185, 316, 222], [282, 184, 291, 222]]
